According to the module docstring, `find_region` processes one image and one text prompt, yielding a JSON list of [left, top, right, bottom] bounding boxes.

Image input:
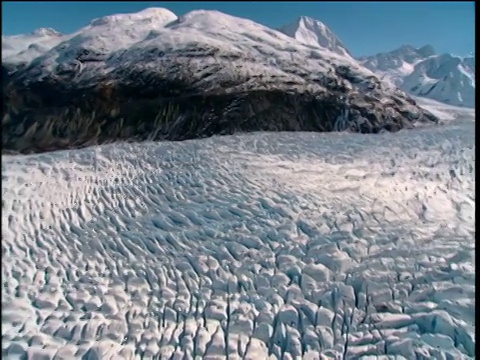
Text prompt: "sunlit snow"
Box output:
[[1, 101, 475, 359]]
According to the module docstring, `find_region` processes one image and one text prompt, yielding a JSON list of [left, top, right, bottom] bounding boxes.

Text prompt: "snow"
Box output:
[[6, 7, 379, 90], [414, 96, 475, 124], [1, 8, 177, 68], [457, 63, 475, 88], [2, 28, 67, 65], [374, 62, 416, 87], [2, 103, 475, 359], [33, 8, 178, 74], [278, 16, 353, 59], [360, 46, 475, 108], [400, 54, 475, 108], [2, 7, 474, 110]]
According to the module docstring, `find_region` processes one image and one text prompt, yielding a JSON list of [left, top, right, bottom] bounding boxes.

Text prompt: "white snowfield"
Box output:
[[1, 103, 475, 359], [413, 97, 475, 125]]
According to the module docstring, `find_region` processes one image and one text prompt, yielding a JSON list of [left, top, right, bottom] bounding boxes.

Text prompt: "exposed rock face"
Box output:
[[2, 9, 438, 154], [2, 65, 437, 154]]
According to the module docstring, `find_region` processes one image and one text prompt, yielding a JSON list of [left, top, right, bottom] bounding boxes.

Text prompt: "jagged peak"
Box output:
[[286, 15, 333, 34], [396, 44, 416, 52], [298, 16, 326, 25], [31, 27, 62, 37], [386, 44, 436, 58], [279, 15, 351, 58]]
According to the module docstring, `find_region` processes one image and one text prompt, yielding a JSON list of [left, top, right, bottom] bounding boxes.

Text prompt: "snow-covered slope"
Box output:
[[41, 8, 178, 69], [359, 45, 435, 82], [415, 96, 475, 124], [3, 8, 438, 154], [2, 27, 66, 65], [1, 9, 475, 358], [402, 54, 475, 107], [3, 11, 474, 111], [2, 108, 475, 359], [278, 16, 353, 60], [1, 8, 178, 68], [359, 46, 475, 107], [22, 9, 362, 81]]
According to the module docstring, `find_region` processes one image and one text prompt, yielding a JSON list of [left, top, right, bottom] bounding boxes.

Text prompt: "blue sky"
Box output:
[[2, 1, 475, 57]]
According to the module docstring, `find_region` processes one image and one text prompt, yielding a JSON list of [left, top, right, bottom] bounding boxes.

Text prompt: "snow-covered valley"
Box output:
[[2, 100, 475, 359]]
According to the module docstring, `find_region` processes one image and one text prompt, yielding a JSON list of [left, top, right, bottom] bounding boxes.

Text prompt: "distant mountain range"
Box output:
[[358, 45, 475, 108], [3, 8, 470, 153], [276, 17, 474, 108]]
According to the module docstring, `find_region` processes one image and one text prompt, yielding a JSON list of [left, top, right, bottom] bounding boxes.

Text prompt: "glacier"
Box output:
[[1, 100, 475, 359]]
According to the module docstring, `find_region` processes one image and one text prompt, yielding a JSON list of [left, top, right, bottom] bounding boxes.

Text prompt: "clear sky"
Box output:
[[2, 1, 475, 57]]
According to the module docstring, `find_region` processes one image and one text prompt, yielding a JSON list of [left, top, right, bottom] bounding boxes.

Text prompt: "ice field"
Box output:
[[1, 101, 475, 359]]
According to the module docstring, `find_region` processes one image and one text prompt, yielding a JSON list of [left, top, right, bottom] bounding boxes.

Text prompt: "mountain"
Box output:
[[278, 16, 352, 59], [2, 8, 437, 153], [1, 8, 178, 69], [2, 27, 65, 66], [2, 10, 475, 359], [359, 46, 475, 107]]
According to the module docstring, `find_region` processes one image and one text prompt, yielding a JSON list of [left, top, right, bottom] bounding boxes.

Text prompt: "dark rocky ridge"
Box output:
[[2, 50, 438, 154]]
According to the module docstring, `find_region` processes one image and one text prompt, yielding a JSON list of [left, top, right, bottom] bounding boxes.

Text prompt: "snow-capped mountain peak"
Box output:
[[359, 45, 437, 73], [393, 44, 435, 58], [20, 7, 179, 70], [165, 9, 263, 31], [2, 7, 473, 109], [89, 7, 177, 27], [2, 28, 67, 66], [31, 27, 62, 37], [360, 45, 475, 107], [278, 16, 352, 58]]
